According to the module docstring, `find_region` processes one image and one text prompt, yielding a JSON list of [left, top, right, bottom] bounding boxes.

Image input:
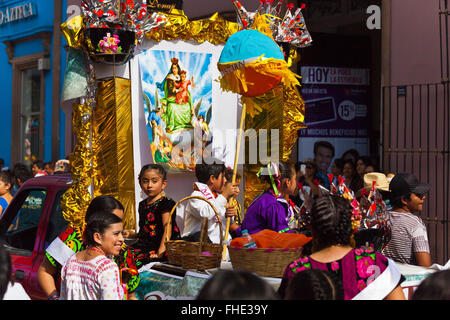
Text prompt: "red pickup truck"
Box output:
[[0, 174, 72, 300]]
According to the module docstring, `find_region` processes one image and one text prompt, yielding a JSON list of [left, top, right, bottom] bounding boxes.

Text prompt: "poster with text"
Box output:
[[297, 66, 371, 161]]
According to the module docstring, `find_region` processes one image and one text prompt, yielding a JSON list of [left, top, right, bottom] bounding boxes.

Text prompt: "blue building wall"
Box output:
[[0, 41, 13, 168], [0, 0, 67, 168]]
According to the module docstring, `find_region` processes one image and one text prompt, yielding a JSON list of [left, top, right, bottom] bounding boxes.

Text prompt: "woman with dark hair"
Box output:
[[60, 212, 125, 300], [239, 161, 297, 235], [196, 269, 279, 300], [38, 195, 139, 300], [278, 195, 406, 300], [356, 156, 372, 179], [341, 148, 360, 164], [284, 269, 344, 300], [342, 159, 364, 193]]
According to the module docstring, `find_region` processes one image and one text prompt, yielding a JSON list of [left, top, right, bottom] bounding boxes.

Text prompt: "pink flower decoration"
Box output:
[[331, 261, 339, 272], [356, 256, 375, 279], [299, 257, 309, 264], [357, 280, 366, 291], [295, 266, 307, 273]]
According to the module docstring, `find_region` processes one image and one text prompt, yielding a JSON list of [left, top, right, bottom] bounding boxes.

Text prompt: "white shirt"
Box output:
[[182, 182, 229, 244]]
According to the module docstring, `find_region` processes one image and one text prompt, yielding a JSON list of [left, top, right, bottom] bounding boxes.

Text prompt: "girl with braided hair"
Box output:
[[285, 269, 344, 300], [238, 161, 298, 235], [279, 194, 406, 300]]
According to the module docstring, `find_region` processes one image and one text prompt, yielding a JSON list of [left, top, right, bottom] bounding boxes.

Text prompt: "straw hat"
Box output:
[[363, 172, 390, 192]]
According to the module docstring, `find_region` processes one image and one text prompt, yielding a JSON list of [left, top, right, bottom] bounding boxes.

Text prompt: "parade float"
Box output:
[[57, 0, 438, 300]]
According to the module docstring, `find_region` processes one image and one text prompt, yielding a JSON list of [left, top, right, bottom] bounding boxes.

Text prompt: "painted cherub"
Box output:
[[175, 70, 195, 105]]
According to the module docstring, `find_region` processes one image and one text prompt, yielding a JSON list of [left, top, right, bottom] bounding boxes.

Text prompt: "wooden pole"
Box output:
[[222, 102, 246, 260]]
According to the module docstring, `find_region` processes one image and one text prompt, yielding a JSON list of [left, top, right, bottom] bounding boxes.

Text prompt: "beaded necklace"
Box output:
[[87, 247, 105, 256]]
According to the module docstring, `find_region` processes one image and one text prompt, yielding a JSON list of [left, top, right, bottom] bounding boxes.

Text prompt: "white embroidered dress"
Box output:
[[60, 254, 124, 300]]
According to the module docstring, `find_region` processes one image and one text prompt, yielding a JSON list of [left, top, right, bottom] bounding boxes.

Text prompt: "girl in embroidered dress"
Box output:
[[60, 212, 125, 300], [118, 164, 180, 271], [278, 194, 406, 300], [239, 161, 298, 236]]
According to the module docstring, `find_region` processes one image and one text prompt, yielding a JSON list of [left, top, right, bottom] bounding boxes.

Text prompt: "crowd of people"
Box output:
[[0, 142, 446, 300], [0, 158, 70, 219]]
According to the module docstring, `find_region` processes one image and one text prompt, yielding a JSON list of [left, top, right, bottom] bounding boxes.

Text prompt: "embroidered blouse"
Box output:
[[45, 226, 140, 294], [279, 246, 393, 300], [60, 254, 124, 300]]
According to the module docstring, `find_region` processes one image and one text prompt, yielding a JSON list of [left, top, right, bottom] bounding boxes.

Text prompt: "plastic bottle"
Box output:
[[241, 229, 257, 248]]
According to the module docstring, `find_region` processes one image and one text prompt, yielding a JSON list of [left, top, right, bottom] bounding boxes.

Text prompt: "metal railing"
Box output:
[[381, 83, 450, 265]]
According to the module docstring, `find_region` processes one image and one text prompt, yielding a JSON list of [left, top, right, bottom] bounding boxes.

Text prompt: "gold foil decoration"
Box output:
[[146, 9, 239, 45], [93, 78, 137, 230], [60, 14, 86, 50], [287, 48, 300, 68], [281, 85, 306, 161], [242, 84, 306, 211], [61, 102, 93, 229]]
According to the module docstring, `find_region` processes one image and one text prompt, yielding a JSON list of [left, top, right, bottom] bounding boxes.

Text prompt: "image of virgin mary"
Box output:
[[157, 58, 194, 133]]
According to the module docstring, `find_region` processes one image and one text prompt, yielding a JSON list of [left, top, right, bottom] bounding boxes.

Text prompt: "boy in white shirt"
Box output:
[[182, 161, 235, 244]]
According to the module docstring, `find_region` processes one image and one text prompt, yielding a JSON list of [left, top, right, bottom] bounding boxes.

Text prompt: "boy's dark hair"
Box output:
[[195, 161, 226, 184], [224, 168, 241, 184], [310, 195, 353, 251], [139, 164, 167, 182], [85, 195, 124, 222], [197, 269, 279, 300], [285, 269, 344, 300], [32, 160, 44, 169], [0, 244, 11, 300], [313, 141, 335, 158], [83, 211, 122, 247], [44, 161, 55, 169], [14, 167, 33, 185], [412, 270, 450, 300]]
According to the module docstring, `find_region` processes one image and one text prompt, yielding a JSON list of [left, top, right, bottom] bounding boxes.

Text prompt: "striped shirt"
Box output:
[[382, 211, 430, 265]]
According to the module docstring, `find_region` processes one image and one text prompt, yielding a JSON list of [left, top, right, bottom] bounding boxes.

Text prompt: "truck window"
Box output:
[[5, 190, 47, 252], [44, 190, 69, 248]]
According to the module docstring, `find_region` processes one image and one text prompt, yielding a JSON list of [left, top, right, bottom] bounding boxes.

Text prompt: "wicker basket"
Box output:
[[228, 246, 303, 278], [165, 196, 224, 270]]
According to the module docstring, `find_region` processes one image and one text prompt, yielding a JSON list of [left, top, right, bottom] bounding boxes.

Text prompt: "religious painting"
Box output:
[[139, 47, 214, 171]]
